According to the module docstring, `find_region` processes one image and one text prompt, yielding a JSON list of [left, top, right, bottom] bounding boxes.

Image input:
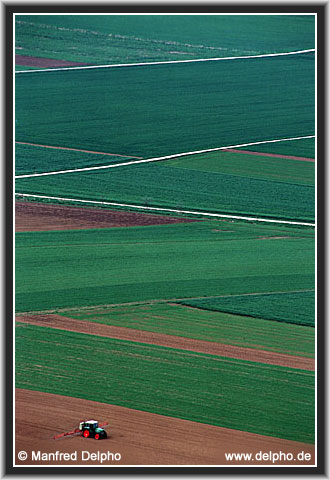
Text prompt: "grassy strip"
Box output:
[[16, 221, 314, 312], [179, 291, 315, 327], [58, 302, 315, 357], [15, 324, 315, 443], [16, 55, 314, 159], [15, 15, 315, 65]]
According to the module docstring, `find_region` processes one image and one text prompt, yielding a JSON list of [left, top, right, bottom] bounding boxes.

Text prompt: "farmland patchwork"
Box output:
[[15, 14, 316, 465]]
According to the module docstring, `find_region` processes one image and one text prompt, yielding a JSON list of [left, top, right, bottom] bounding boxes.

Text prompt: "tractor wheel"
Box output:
[[83, 430, 90, 438], [94, 433, 100, 440]]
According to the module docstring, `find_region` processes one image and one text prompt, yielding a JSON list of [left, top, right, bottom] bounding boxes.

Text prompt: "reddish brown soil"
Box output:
[[16, 314, 314, 371], [15, 202, 199, 231], [15, 141, 142, 159], [16, 55, 90, 68], [223, 148, 315, 162], [15, 389, 314, 466]]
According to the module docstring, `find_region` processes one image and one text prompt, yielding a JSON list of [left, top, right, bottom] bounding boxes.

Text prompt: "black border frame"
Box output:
[[5, 3, 326, 476]]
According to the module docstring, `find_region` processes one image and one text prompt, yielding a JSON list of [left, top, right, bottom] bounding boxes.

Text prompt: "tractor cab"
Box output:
[[79, 420, 98, 431], [85, 420, 98, 430]]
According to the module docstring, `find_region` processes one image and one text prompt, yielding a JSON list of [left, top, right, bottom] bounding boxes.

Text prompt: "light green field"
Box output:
[[15, 15, 315, 65], [16, 324, 315, 443], [58, 302, 314, 357], [167, 150, 315, 185], [16, 221, 314, 312]]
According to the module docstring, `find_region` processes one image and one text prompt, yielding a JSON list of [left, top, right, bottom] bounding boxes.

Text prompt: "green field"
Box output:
[[59, 302, 314, 357], [16, 158, 315, 221], [15, 15, 315, 66], [179, 291, 315, 327], [16, 324, 315, 443], [15, 221, 314, 312], [15, 54, 314, 159]]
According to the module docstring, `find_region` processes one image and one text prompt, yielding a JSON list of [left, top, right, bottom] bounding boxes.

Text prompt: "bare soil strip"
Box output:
[[15, 141, 142, 159], [16, 314, 314, 371], [15, 201, 199, 231], [15, 389, 314, 466], [15, 55, 90, 68], [223, 148, 315, 162]]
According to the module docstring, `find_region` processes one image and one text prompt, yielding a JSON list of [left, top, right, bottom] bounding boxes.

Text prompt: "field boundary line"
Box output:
[[15, 142, 143, 159], [17, 289, 314, 315], [15, 193, 315, 227], [15, 49, 315, 74], [15, 135, 315, 179]]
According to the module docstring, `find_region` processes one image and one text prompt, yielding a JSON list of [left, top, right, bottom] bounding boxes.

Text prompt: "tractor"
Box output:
[[78, 420, 107, 440]]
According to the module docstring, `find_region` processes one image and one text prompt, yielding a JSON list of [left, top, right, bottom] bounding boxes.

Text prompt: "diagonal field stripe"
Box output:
[[15, 193, 315, 227], [15, 135, 315, 179], [15, 48, 315, 74]]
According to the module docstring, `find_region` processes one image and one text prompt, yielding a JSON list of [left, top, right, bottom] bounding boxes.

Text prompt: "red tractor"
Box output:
[[53, 419, 108, 440], [79, 420, 107, 440]]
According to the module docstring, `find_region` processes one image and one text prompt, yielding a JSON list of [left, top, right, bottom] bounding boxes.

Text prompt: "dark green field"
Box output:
[[16, 324, 315, 443], [15, 221, 314, 312], [16, 15, 315, 66], [179, 291, 315, 327], [15, 55, 314, 159]]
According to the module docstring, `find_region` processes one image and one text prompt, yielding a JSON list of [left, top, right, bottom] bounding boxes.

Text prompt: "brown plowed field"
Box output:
[[16, 55, 90, 68], [15, 202, 199, 231], [16, 314, 314, 371], [15, 389, 314, 466]]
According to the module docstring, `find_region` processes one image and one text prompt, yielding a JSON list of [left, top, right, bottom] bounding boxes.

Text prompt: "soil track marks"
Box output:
[[15, 389, 314, 465], [15, 202, 199, 231], [16, 314, 314, 371], [16, 55, 90, 68]]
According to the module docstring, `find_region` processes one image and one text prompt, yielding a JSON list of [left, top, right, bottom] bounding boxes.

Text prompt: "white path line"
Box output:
[[15, 193, 315, 227], [15, 135, 315, 179], [15, 49, 315, 74]]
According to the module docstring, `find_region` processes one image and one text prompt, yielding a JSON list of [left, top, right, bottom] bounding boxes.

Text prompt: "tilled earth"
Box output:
[[15, 389, 315, 466], [15, 55, 90, 68], [15, 202, 199, 231]]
